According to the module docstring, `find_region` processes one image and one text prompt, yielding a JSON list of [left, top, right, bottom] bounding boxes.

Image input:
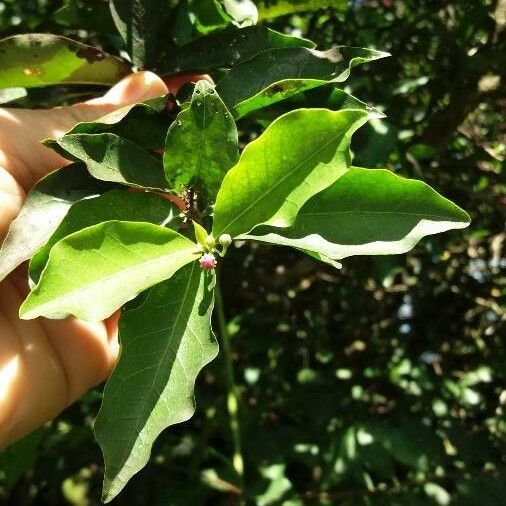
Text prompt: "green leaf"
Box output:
[[0, 164, 109, 282], [159, 26, 314, 74], [190, 0, 232, 34], [0, 34, 129, 89], [233, 80, 382, 119], [249, 86, 379, 124], [193, 221, 210, 246], [242, 167, 470, 260], [216, 46, 389, 110], [44, 97, 171, 152], [212, 108, 370, 238], [110, 0, 171, 68], [257, 0, 347, 20], [163, 81, 238, 203], [19, 222, 200, 321], [54, 133, 169, 190], [95, 262, 218, 502], [29, 190, 182, 284]]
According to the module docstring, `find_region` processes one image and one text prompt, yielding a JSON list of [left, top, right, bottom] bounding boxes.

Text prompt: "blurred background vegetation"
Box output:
[[0, 0, 504, 504]]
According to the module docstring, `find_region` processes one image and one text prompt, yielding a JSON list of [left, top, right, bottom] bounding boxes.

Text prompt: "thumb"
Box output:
[[67, 71, 168, 125], [0, 72, 168, 188]]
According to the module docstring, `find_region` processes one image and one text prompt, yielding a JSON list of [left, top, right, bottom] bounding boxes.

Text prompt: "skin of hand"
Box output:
[[0, 71, 202, 448]]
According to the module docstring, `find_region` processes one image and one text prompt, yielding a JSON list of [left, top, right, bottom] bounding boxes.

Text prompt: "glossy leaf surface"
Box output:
[[233, 79, 382, 119], [20, 222, 199, 321], [164, 80, 238, 203], [0, 34, 129, 88], [29, 190, 182, 283], [0, 164, 108, 282], [212, 109, 370, 238], [159, 26, 314, 74], [95, 263, 218, 502], [243, 167, 471, 260], [216, 46, 389, 109]]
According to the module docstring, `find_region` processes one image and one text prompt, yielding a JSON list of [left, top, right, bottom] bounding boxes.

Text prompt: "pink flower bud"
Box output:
[[199, 253, 217, 270]]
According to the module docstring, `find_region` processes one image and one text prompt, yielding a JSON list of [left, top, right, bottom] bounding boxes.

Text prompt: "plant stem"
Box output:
[[214, 272, 245, 489]]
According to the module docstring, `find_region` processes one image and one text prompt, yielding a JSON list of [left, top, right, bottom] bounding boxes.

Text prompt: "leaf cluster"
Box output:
[[0, 1, 474, 503]]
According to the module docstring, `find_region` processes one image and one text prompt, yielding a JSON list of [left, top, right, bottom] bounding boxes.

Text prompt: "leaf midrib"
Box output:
[[302, 209, 465, 221], [195, 93, 208, 182]]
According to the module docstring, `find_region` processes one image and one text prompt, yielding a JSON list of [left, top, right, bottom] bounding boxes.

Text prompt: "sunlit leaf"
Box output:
[[257, 0, 348, 20], [216, 46, 389, 110], [190, 0, 232, 34], [159, 25, 314, 74], [95, 262, 218, 502], [0, 34, 129, 89], [20, 222, 199, 321], [212, 109, 370, 238], [248, 86, 380, 127], [242, 167, 470, 260], [29, 190, 182, 283]]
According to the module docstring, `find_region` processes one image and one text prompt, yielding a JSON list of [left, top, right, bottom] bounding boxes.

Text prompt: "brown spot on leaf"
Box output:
[[266, 83, 286, 96], [76, 47, 105, 64]]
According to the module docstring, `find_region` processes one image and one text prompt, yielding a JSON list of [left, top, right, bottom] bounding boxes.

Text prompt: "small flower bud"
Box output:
[[204, 235, 216, 249], [218, 233, 232, 247], [199, 252, 217, 270]]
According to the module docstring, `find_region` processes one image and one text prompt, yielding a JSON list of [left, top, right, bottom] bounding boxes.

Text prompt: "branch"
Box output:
[[419, 8, 506, 149]]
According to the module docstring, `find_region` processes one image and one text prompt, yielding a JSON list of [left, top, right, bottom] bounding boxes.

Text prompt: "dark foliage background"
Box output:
[[0, 0, 504, 504]]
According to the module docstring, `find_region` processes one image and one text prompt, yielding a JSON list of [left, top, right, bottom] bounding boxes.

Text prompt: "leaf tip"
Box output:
[[101, 486, 116, 504], [377, 50, 392, 59], [41, 137, 58, 147], [194, 78, 215, 94], [18, 300, 33, 320], [99, 462, 128, 504]]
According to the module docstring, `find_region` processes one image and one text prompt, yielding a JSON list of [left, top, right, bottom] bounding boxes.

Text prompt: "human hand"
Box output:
[[0, 72, 172, 448]]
